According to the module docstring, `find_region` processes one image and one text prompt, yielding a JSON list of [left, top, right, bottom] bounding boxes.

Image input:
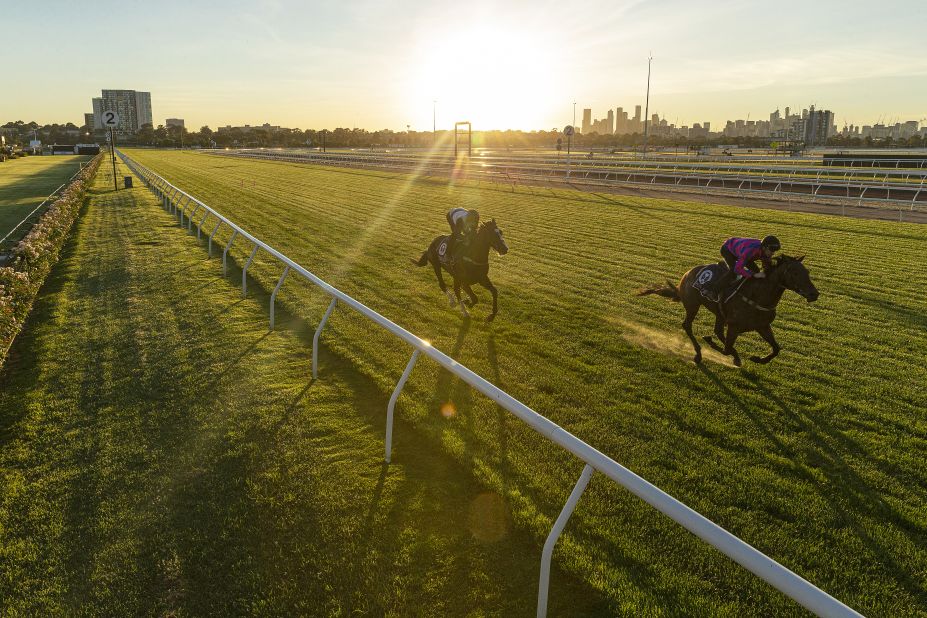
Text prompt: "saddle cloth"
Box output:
[[436, 235, 452, 266], [691, 263, 728, 296]]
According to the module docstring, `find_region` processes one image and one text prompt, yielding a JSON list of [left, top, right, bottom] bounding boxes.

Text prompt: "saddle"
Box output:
[[691, 263, 728, 299]]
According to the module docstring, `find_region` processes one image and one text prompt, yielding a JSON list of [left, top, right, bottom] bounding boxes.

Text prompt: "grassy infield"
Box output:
[[1, 150, 925, 615], [0, 155, 89, 242]]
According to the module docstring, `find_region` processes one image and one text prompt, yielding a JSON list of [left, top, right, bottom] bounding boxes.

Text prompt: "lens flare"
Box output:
[[440, 402, 457, 418], [467, 492, 510, 543]]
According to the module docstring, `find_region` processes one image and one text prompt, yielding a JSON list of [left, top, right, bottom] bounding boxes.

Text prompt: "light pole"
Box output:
[[433, 100, 436, 147], [642, 53, 652, 157], [572, 101, 576, 128]]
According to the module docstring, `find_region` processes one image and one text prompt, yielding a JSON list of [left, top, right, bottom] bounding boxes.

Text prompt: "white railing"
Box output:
[[212, 149, 926, 212], [118, 150, 864, 618]]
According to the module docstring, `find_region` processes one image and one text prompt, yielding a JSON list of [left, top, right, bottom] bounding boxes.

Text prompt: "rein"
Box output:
[[737, 269, 789, 312], [738, 294, 774, 312]]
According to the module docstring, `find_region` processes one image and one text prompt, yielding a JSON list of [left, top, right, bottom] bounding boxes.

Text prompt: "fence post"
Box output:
[[313, 298, 338, 379], [208, 221, 222, 256], [537, 464, 595, 618], [269, 265, 290, 330], [188, 204, 199, 231], [197, 211, 209, 238], [223, 230, 238, 276], [385, 349, 421, 463], [242, 244, 259, 296]]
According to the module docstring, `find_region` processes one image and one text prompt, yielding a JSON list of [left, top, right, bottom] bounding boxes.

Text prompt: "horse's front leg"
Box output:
[[433, 261, 456, 307], [453, 279, 469, 317], [463, 284, 478, 307], [750, 325, 780, 364], [478, 277, 498, 322], [723, 326, 743, 367], [702, 312, 726, 348]]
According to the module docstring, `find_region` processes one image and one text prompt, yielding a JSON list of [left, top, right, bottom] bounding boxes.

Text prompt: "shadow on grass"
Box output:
[[0, 183, 618, 614], [699, 363, 927, 608]]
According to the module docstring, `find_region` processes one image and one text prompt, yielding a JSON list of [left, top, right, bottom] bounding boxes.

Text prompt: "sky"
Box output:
[[3, 0, 927, 132]]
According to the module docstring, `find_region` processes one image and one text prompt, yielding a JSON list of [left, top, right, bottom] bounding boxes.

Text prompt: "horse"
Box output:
[[638, 255, 819, 366], [412, 219, 509, 321]]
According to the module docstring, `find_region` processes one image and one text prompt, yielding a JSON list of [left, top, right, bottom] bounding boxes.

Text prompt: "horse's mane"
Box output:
[[772, 254, 802, 266]]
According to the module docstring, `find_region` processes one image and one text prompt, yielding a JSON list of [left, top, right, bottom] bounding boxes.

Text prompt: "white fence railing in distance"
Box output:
[[215, 149, 926, 212], [118, 150, 864, 618]]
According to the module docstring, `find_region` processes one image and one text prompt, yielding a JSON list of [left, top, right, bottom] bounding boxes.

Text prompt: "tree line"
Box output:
[[3, 119, 924, 151]]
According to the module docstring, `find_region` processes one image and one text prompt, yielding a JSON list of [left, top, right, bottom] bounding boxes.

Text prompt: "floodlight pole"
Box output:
[[433, 100, 437, 147], [642, 53, 652, 157]]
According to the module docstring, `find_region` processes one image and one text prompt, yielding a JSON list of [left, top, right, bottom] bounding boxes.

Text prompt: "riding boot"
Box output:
[[451, 234, 468, 266]]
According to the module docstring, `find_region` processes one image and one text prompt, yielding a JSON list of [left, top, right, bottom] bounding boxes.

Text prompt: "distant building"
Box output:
[[581, 108, 592, 134], [84, 113, 95, 131], [166, 118, 185, 129], [94, 89, 154, 135], [136, 91, 153, 128], [92, 97, 104, 130], [216, 123, 282, 134], [803, 106, 834, 146]]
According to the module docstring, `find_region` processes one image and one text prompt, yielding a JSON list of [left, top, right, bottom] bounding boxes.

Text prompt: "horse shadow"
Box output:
[[702, 365, 926, 606]]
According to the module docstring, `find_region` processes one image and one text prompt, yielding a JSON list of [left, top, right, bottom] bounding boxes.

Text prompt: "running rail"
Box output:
[[217, 149, 926, 210], [118, 150, 863, 618]]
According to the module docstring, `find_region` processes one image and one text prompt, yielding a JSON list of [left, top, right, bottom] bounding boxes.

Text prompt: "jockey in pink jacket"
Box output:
[[706, 235, 781, 301]]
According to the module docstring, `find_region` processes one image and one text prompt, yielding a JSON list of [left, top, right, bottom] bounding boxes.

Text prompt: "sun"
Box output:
[[406, 23, 560, 131]]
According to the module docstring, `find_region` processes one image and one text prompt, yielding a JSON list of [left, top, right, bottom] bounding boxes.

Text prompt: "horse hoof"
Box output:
[[693, 354, 702, 364], [733, 358, 742, 367], [749, 355, 763, 363], [702, 336, 713, 344]]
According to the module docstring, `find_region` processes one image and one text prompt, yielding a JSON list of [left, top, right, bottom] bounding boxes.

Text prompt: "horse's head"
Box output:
[[480, 219, 509, 255], [772, 255, 819, 302]]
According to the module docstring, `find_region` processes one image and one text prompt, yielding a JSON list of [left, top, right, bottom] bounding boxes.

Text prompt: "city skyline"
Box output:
[[3, 1, 926, 131]]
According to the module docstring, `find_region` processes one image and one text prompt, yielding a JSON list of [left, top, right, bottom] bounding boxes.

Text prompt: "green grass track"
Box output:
[[122, 149, 927, 616], [0, 159, 608, 615], [0, 155, 90, 241]]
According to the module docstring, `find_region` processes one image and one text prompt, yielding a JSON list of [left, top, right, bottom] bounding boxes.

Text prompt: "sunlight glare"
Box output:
[[407, 23, 559, 130]]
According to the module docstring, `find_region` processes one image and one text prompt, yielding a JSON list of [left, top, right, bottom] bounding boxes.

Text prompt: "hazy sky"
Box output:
[[4, 0, 926, 131]]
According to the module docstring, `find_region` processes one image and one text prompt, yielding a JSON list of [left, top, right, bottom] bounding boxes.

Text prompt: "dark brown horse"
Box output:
[[638, 255, 819, 366], [412, 219, 509, 321]]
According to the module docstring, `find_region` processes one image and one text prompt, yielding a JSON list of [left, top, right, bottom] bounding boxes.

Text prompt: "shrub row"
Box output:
[[0, 154, 102, 365]]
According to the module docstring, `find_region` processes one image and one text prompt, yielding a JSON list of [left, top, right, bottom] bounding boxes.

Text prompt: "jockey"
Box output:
[[445, 207, 480, 263], [707, 235, 781, 301]]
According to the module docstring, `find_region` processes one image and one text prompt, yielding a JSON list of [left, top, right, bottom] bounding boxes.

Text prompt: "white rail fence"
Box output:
[[118, 150, 863, 618], [215, 149, 925, 212]]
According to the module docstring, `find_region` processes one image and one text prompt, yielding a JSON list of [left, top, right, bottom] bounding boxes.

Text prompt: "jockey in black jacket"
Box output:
[[445, 208, 480, 264]]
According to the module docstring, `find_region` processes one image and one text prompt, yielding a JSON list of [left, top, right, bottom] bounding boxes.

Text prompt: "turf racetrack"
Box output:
[[4, 149, 925, 614], [0, 155, 89, 241]]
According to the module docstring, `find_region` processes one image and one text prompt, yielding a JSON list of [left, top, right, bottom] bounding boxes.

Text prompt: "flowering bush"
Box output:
[[0, 154, 102, 365]]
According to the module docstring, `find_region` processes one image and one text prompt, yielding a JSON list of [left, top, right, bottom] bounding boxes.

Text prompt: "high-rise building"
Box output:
[[606, 109, 614, 134], [83, 113, 95, 131], [95, 89, 154, 135], [581, 108, 592, 134], [92, 97, 103, 130], [136, 92, 153, 128], [166, 118, 185, 129], [803, 106, 834, 145]]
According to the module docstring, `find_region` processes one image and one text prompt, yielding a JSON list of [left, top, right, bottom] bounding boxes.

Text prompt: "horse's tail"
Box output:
[[637, 280, 680, 302], [411, 250, 429, 267]]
